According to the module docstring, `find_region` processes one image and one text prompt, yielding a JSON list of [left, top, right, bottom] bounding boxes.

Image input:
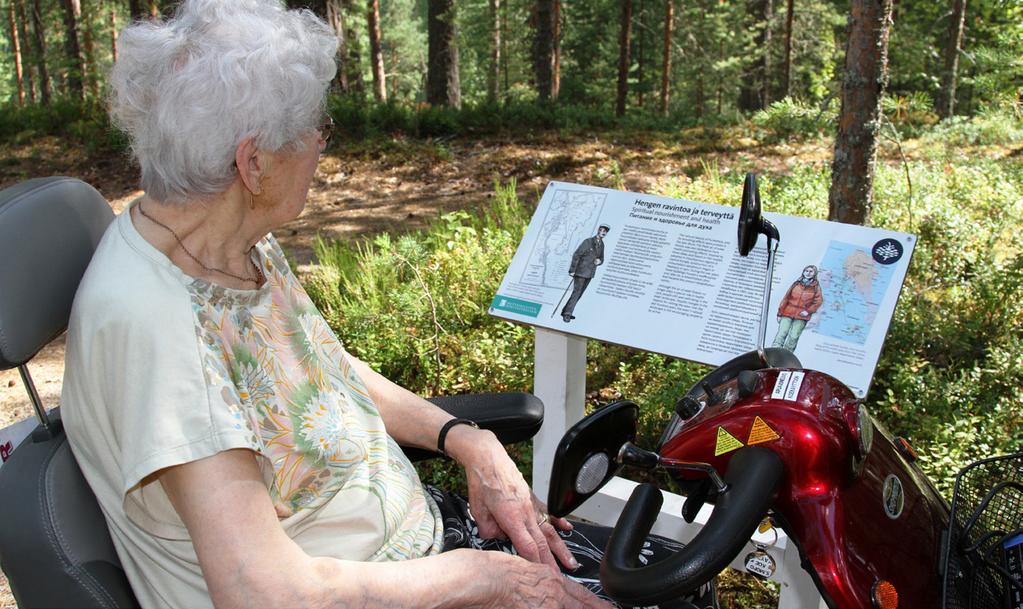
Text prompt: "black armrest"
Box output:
[[402, 392, 544, 462]]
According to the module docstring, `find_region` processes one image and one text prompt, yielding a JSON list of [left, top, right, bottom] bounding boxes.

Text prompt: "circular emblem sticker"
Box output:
[[882, 474, 905, 519], [872, 238, 904, 265]]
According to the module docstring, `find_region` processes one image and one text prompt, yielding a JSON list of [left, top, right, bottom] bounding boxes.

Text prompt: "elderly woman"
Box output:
[[61, 2, 708, 609]]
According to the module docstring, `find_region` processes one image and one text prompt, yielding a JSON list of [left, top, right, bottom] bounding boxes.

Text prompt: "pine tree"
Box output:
[[828, 0, 895, 225], [533, 0, 556, 101], [738, 0, 773, 111], [615, 0, 632, 116], [937, 0, 968, 118], [488, 0, 500, 103], [660, 0, 673, 115], [15, 0, 35, 102], [366, 0, 386, 102], [426, 0, 459, 107], [7, 0, 25, 105], [60, 0, 86, 99], [782, 0, 794, 97], [29, 0, 50, 104]]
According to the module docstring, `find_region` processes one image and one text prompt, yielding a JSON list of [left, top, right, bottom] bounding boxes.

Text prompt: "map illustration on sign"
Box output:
[[490, 181, 915, 397], [521, 189, 607, 288], [814, 241, 899, 345]]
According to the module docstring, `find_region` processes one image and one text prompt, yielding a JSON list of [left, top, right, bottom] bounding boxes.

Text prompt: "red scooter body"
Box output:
[[659, 367, 949, 609]]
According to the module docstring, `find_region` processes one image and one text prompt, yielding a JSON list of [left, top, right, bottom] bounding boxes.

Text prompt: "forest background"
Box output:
[[1, 0, 1022, 607]]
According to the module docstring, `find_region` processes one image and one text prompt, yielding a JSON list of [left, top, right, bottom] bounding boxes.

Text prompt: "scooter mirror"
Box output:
[[737, 172, 780, 257], [547, 401, 639, 518], [737, 173, 761, 256]]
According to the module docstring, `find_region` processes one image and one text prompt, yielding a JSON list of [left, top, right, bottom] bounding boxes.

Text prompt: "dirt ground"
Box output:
[[0, 132, 831, 606]]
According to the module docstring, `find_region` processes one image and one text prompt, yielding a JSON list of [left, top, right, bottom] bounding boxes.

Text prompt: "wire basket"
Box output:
[[942, 452, 1023, 609]]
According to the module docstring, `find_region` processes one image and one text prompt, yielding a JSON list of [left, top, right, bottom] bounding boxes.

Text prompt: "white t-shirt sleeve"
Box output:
[[64, 227, 264, 540]]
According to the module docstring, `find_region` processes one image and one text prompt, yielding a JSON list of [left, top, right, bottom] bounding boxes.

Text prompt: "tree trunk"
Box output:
[[338, 0, 364, 96], [366, 0, 386, 102], [615, 0, 632, 117], [323, 0, 350, 93], [637, 0, 645, 108], [738, 0, 773, 111], [487, 0, 500, 103], [7, 0, 26, 105], [128, 0, 145, 20], [16, 0, 35, 103], [827, 0, 894, 225], [533, 0, 555, 101], [82, 0, 99, 98], [426, 0, 460, 107], [501, 0, 509, 97], [29, 0, 50, 104], [108, 0, 118, 64], [660, 0, 673, 115], [937, 0, 967, 118], [552, 0, 560, 100], [783, 0, 794, 97], [60, 0, 85, 99]]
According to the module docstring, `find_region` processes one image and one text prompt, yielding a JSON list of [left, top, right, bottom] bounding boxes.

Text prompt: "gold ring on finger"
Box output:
[[537, 512, 549, 526]]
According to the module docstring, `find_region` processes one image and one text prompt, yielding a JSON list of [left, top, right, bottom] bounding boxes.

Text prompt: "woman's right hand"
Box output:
[[457, 549, 614, 609]]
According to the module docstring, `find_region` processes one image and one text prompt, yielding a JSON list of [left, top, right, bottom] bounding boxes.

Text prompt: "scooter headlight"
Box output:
[[855, 404, 874, 458], [575, 452, 611, 494]]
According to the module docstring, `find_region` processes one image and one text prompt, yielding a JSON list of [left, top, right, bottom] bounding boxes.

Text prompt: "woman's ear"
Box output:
[[235, 136, 264, 195]]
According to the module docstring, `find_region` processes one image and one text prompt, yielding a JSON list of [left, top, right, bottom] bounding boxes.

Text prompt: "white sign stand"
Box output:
[[531, 328, 826, 609]]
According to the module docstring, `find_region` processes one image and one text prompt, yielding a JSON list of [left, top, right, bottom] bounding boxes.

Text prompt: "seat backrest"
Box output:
[[0, 177, 140, 608]]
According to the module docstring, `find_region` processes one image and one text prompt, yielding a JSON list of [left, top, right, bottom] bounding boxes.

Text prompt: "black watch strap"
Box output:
[[437, 418, 480, 456]]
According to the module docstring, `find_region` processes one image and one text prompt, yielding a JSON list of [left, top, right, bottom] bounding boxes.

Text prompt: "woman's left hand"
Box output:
[[450, 428, 579, 571]]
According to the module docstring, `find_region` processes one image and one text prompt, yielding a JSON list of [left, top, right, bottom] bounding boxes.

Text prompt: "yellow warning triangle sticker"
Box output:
[[714, 427, 744, 456], [748, 416, 781, 445]]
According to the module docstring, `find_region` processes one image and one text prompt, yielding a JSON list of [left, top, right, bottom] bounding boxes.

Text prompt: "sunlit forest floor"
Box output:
[[1, 130, 1020, 608]]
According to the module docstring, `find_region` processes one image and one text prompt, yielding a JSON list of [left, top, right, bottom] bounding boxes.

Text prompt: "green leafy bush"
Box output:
[[303, 179, 539, 489], [882, 92, 939, 136], [922, 109, 1023, 147], [0, 99, 127, 152], [751, 97, 836, 142]]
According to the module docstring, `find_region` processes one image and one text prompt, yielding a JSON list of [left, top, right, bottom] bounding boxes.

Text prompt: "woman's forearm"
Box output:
[[293, 550, 487, 609], [348, 355, 493, 454]]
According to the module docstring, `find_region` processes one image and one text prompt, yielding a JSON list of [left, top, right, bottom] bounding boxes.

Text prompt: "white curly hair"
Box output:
[[109, 0, 338, 203]]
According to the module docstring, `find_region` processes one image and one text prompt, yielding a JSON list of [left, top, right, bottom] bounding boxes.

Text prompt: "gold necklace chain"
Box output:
[[137, 202, 265, 286]]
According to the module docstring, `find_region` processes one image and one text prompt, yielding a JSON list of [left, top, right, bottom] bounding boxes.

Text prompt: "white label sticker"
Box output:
[[784, 372, 805, 401], [771, 371, 791, 399]]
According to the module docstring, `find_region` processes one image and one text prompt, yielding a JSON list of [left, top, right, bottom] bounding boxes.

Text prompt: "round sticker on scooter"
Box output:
[[882, 474, 905, 519]]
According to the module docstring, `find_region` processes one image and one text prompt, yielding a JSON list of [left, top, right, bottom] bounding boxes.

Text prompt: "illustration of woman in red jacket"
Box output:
[[771, 264, 824, 352]]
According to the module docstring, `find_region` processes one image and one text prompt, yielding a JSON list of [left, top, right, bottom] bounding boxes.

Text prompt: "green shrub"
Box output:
[[922, 109, 1023, 147], [882, 92, 940, 137], [0, 98, 127, 152], [751, 97, 836, 142]]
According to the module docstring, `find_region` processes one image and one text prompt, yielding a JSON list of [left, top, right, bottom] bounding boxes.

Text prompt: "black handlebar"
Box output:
[[599, 446, 785, 607]]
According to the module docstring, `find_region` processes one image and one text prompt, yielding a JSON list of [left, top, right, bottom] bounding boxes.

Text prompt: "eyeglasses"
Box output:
[[317, 116, 335, 142]]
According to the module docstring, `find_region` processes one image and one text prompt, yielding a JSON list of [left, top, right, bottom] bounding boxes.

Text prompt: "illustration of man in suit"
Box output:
[[561, 224, 610, 322]]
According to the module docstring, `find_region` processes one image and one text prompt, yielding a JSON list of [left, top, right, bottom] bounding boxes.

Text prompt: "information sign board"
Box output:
[[490, 181, 915, 397]]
